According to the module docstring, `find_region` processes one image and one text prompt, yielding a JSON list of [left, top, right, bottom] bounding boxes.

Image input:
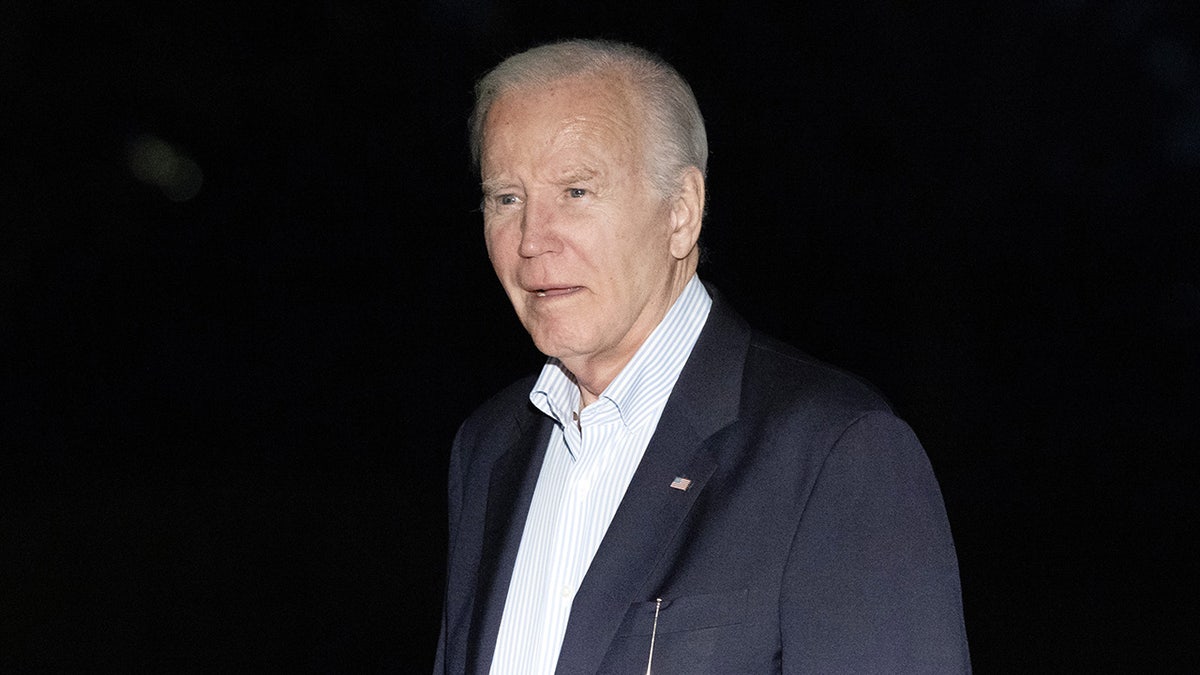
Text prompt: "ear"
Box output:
[[667, 166, 705, 260]]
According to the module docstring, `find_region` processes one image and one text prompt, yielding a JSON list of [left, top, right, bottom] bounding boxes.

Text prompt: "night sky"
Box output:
[[5, 1, 1198, 671]]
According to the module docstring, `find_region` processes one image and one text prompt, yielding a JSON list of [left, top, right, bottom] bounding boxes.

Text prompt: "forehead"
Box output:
[[481, 75, 644, 173]]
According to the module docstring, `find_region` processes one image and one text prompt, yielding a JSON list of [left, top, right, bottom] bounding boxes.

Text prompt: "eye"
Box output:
[[497, 194, 520, 206], [567, 188, 587, 199]]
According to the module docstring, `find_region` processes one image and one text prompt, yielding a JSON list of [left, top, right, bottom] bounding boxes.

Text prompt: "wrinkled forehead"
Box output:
[[480, 75, 648, 174]]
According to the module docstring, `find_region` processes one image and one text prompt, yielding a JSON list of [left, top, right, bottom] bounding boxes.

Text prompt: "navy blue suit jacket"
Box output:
[[435, 290, 970, 673]]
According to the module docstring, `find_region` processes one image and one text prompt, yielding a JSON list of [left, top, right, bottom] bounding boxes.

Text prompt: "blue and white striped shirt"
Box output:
[[489, 275, 713, 674]]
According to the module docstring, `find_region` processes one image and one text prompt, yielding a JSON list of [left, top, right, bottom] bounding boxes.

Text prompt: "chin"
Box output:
[[530, 337, 573, 361], [530, 330, 590, 364]]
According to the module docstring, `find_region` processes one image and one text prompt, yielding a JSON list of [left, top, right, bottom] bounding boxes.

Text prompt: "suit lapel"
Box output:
[[554, 291, 751, 673], [465, 408, 554, 674]]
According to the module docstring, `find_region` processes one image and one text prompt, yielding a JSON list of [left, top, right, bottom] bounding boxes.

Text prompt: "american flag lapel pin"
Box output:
[[669, 476, 692, 491]]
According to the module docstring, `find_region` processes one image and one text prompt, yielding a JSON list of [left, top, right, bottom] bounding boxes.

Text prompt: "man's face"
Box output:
[[480, 76, 686, 382]]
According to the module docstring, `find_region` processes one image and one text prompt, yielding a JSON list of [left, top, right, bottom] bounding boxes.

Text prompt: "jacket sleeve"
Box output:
[[433, 422, 468, 674], [780, 410, 971, 673]]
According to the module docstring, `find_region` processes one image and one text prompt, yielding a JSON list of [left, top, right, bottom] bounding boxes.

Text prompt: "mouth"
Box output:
[[533, 286, 582, 298]]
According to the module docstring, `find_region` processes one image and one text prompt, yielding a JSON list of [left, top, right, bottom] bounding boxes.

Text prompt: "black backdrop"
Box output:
[[5, 1, 1198, 671]]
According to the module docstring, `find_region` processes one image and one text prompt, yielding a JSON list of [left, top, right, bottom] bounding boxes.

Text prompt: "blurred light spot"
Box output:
[[127, 133, 204, 202]]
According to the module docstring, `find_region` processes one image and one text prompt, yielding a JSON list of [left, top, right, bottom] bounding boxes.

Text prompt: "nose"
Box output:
[[519, 193, 561, 258]]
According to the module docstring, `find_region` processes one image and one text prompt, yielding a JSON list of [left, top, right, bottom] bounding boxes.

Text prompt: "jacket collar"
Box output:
[[464, 406, 553, 673]]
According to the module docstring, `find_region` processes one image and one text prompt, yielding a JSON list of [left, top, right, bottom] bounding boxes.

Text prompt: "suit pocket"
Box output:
[[599, 589, 750, 674], [614, 588, 749, 636]]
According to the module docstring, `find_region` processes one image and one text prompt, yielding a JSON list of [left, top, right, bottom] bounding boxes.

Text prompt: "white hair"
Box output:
[[469, 39, 707, 198]]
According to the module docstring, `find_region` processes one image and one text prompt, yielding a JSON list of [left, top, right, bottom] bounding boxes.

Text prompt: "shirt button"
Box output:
[[560, 585, 572, 598]]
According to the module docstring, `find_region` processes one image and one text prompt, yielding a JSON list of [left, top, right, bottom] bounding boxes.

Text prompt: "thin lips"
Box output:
[[529, 285, 580, 297]]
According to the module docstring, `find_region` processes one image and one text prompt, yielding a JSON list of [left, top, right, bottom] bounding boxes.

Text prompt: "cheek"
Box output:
[[483, 233, 499, 264], [483, 226, 511, 269]]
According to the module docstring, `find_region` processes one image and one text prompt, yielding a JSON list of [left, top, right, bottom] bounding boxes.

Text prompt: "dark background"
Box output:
[[5, 1, 1197, 671]]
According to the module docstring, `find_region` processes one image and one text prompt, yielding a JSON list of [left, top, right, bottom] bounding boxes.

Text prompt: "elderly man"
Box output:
[[435, 39, 969, 673]]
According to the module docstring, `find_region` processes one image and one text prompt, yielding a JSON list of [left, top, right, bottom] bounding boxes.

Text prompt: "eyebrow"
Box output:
[[479, 166, 602, 195], [557, 167, 598, 184], [480, 178, 512, 195]]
